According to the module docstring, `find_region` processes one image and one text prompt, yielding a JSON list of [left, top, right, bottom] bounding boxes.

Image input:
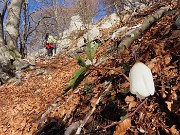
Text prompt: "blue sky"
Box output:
[[28, 0, 75, 12], [28, 0, 108, 22], [93, 4, 107, 22]]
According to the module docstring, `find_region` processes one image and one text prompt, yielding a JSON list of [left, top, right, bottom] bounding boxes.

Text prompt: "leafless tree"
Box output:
[[0, 0, 8, 47], [75, 0, 99, 27], [5, 0, 24, 50], [0, 0, 24, 83], [0, 0, 24, 55]]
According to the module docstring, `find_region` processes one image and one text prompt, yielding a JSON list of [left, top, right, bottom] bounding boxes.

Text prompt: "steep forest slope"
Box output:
[[0, 1, 179, 135]]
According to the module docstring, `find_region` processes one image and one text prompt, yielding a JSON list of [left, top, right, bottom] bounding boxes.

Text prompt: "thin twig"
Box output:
[[85, 97, 148, 134], [75, 83, 112, 134], [90, 66, 129, 82]]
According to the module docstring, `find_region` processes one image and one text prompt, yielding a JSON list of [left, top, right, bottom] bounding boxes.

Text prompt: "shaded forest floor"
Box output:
[[0, 2, 179, 135]]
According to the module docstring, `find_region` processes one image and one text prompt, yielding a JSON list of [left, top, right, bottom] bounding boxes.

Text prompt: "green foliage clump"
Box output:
[[83, 83, 94, 95], [76, 55, 87, 67], [85, 41, 99, 62], [62, 41, 99, 95]]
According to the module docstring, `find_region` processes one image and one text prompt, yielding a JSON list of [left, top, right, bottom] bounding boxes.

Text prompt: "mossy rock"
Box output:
[[8, 49, 21, 58]]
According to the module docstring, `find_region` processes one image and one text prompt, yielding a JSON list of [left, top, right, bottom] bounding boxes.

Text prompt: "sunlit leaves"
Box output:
[[114, 118, 131, 135]]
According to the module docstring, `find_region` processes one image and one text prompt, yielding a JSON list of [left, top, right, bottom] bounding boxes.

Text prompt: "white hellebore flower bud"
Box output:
[[129, 62, 155, 99]]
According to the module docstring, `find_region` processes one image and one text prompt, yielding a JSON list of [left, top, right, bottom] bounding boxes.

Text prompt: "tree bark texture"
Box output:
[[0, 15, 4, 47], [0, 0, 24, 84], [0, 0, 7, 47], [118, 6, 171, 52], [6, 0, 24, 50]]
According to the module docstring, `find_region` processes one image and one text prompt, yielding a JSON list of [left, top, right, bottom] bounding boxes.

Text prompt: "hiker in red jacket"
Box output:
[[45, 33, 56, 56]]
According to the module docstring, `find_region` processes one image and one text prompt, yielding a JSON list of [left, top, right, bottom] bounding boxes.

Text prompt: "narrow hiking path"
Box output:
[[0, 56, 80, 134]]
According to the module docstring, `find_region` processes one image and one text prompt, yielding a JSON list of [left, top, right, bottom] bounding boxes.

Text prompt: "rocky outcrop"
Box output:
[[0, 46, 15, 84], [0, 60, 15, 84], [0, 46, 35, 84], [62, 15, 85, 39], [98, 13, 120, 29]]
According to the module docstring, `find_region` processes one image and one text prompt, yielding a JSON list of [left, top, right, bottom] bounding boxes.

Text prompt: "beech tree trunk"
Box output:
[[0, 1, 7, 47], [118, 6, 171, 52], [6, 0, 24, 50], [0, 15, 4, 47], [0, 0, 24, 84]]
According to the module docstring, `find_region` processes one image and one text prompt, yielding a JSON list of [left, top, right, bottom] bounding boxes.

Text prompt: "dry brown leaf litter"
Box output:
[[0, 3, 180, 135]]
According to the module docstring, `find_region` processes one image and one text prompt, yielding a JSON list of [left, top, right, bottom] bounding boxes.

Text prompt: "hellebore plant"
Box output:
[[129, 62, 155, 99], [62, 40, 99, 95]]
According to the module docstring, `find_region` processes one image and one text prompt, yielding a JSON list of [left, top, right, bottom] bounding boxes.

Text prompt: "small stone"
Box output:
[[139, 127, 145, 133], [34, 89, 41, 94], [48, 76, 52, 80]]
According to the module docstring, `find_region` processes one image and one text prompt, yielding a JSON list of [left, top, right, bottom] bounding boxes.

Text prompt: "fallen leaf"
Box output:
[[165, 101, 173, 111], [81, 106, 90, 113], [172, 85, 179, 91], [90, 97, 98, 107], [65, 104, 70, 110], [161, 80, 166, 98], [120, 82, 130, 89], [128, 101, 137, 110], [146, 58, 157, 70], [109, 70, 115, 75], [164, 54, 172, 65], [138, 112, 145, 122], [170, 125, 179, 135], [160, 25, 171, 36], [169, 30, 180, 39], [113, 118, 132, 135], [152, 61, 161, 73], [171, 90, 178, 100], [121, 49, 129, 56], [125, 96, 135, 103]]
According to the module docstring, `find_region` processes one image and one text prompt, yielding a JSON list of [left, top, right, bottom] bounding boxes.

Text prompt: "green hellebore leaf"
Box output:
[[85, 41, 92, 61], [62, 67, 88, 95], [69, 67, 87, 87], [76, 55, 87, 67], [91, 43, 99, 59]]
